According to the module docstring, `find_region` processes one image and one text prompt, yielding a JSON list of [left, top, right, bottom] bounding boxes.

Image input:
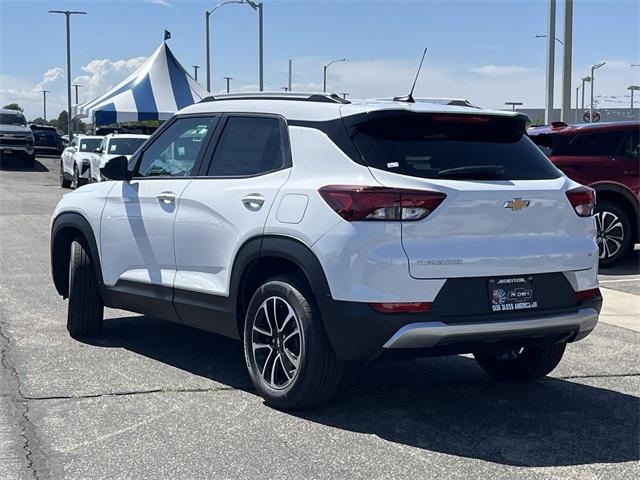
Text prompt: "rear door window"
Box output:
[[207, 116, 286, 177], [349, 113, 560, 180], [557, 131, 626, 156]]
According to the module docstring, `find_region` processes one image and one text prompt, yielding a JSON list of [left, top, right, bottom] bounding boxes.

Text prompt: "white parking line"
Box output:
[[599, 277, 640, 283]]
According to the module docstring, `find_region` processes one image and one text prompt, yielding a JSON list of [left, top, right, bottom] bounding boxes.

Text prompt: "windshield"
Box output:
[[79, 138, 102, 152], [107, 138, 146, 155], [0, 113, 27, 126], [350, 113, 561, 180]]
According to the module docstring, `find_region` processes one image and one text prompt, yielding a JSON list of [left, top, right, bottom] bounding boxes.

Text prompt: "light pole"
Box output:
[[72, 84, 81, 104], [629, 86, 640, 117], [590, 61, 606, 123], [580, 75, 591, 121], [40, 90, 50, 121], [288, 59, 292, 92], [49, 10, 86, 141], [323, 58, 347, 93], [505, 101, 523, 111], [544, 0, 556, 123], [246, 2, 264, 92], [560, 0, 573, 122], [193, 65, 200, 81], [205, 1, 263, 93], [223, 76, 233, 93]]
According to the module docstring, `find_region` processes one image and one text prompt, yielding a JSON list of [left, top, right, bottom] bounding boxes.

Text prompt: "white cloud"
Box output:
[[0, 56, 146, 120], [145, 0, 172, 7], [470, 65, 531, 76]]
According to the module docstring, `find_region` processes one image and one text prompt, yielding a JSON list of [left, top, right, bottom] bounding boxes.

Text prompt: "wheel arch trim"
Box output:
[[51, 212, 105, 298]]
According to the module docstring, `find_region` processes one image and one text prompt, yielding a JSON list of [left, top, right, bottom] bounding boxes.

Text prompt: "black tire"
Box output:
[[60, 161, 71, 188], [474, 343, 566, 382], [595, 201, 632, 267], [67, 239, 103, 338], [243, 275, 343, 410]]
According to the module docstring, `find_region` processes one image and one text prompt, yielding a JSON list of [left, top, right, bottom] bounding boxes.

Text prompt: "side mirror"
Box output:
[[101, 156, 130, 181], [94, 147, 102, 154]]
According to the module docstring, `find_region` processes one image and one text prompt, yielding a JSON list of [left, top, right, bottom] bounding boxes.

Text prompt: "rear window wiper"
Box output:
[[437, 165, 505, 179]]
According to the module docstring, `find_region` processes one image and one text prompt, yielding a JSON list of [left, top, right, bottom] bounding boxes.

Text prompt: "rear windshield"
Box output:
[[349, 113, 561, 180]]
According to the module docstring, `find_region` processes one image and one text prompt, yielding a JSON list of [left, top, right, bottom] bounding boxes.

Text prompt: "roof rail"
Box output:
[[199, 92, 350, 104]]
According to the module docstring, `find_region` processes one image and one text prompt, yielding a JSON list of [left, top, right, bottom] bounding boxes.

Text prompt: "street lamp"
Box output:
[[72, 84, 81, 104], [245, 1, 264, 92], [580, 75, 591, 121], [49, 9, 86, 141], [323, 58, 347, 93], [205, 1, 263, 92], [590, 61, 606, 123], [505, 101, 523, 111], [223, 76, 233, 93], [533, 34, 564, 45], [40, 90, 50, 121], [628, 85, 640, 117], [192, 65, 200, 81]]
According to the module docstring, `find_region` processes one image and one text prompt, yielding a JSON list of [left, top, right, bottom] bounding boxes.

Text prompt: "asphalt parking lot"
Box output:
[[1, 156, 639, 479]]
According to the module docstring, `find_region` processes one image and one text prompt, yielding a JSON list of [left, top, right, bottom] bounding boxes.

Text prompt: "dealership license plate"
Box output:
[[489, 277, 538, 312]]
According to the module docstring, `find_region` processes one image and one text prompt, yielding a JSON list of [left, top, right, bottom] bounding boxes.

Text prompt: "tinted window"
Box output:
[[137, 117, 215, 177], [557, 131, 626, 156], [79, 139, 102, 152], [0, 113, 26, 126], [621, 129, 639, 158], [350, 113, 561, 180], [208, 116, 285, 176], [107, 138, 147, 155]]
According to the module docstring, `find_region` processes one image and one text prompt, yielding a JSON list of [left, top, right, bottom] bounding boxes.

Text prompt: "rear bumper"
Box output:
[[320, 297, 602, 362], [383, 307, 598, 349]]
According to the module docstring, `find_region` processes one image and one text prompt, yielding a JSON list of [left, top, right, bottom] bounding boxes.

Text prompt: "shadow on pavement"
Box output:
[[92, 315, 639, 468], [599, 250, 640, 276], [0, 159, 49, 172]]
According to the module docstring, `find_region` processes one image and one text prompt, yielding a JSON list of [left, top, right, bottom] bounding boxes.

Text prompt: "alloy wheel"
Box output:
[[595, 210, 624, 260], [250, 296, 302, 390]]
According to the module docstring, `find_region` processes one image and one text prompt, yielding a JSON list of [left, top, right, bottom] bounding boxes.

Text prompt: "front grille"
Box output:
[[0, 138, 28, 146]]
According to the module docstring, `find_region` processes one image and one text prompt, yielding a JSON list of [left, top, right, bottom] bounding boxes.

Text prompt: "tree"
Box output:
[[31, 117, 50, 126], [50, 110, 69, 133], [2, 103, 23, 112]]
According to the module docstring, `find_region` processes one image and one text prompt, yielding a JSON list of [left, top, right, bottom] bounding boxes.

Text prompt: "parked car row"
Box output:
[[59, 133, 149, 188]]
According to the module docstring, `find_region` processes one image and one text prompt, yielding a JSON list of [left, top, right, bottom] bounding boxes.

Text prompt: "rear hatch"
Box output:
[[345, 110, 597, 279]]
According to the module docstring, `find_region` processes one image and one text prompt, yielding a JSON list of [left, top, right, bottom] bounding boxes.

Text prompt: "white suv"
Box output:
[[50, 93, 602, 409], [88, 133, 149, 183]]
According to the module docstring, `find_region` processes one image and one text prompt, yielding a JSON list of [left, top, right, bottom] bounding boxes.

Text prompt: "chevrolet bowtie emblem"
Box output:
[[503, 198, 530, 211]]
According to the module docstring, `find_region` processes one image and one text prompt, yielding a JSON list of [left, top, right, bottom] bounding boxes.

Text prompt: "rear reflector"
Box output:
[[370, 302, 432, 313], [576, 288, 602, 302], [566, 186, 596, 217], [319, 185, 446, 222]]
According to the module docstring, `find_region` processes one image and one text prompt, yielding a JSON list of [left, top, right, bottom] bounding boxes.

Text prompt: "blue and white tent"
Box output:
[[75, 42, 209, 126]]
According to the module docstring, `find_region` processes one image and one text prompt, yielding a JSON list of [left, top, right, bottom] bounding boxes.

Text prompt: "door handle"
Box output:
[[242, 194, 265, 211], [157, 192, 177, 204]]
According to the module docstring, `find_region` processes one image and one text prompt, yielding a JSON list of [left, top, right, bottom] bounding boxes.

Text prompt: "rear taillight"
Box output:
[[566, 186, 596, 217], [576, 288, 602, 302], [370, 302, 432, 313], [318, 185, 446, 222]]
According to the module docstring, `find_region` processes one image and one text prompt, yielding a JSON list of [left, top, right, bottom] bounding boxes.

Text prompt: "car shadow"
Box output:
[[0, 159, 49, 172], [599, 250, 640, 276], [90, 315, 639, 468]]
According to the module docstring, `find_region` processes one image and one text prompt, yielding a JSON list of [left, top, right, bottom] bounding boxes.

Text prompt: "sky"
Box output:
[[0, 0, 638, 120]]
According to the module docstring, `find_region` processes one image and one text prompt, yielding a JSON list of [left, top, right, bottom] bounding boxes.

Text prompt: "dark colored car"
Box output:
[[30, 124, 64, 156], [529, 121, 639, 266]]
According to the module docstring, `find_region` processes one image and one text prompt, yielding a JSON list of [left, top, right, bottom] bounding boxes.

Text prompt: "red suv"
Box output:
[[529, 121, 639, 266]]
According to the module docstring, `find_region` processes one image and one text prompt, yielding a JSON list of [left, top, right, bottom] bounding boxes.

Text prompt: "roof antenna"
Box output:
[[394, 48, 427, 103]]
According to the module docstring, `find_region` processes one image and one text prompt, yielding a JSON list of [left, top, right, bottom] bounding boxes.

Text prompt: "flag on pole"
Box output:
[[164, 30, 171, 41]]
